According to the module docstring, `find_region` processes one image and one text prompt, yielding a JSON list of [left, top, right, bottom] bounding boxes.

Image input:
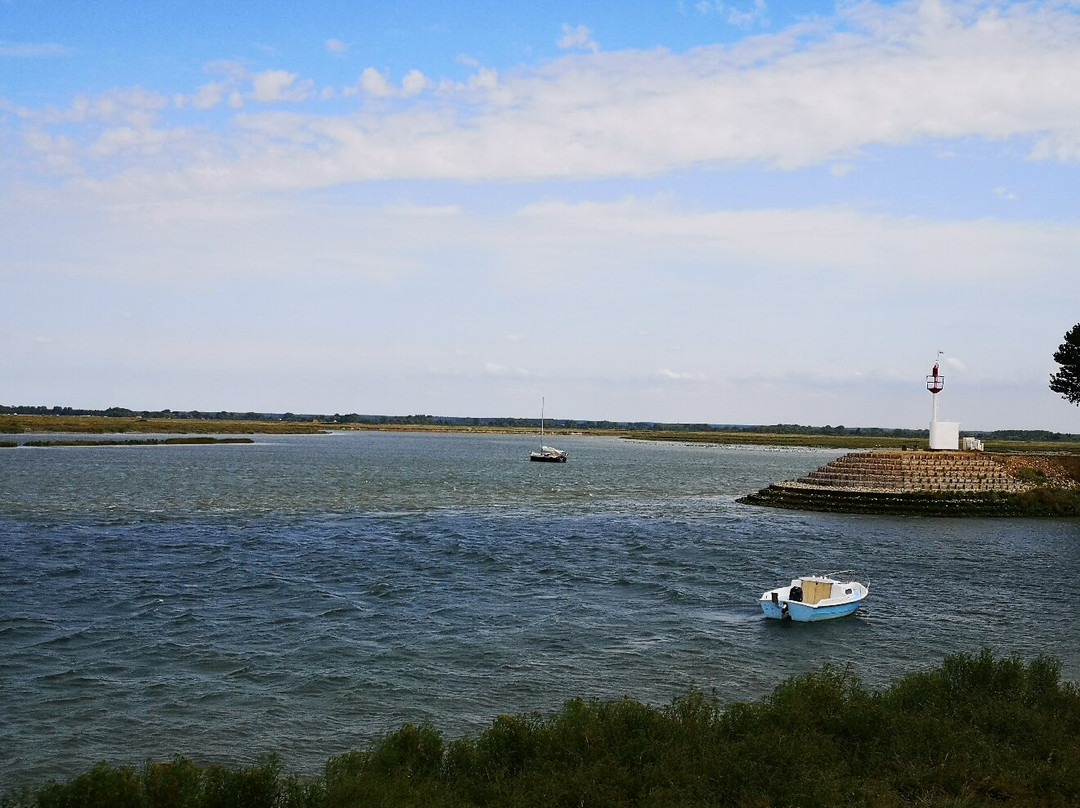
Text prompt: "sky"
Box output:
[[3, 0, 1080, 431]]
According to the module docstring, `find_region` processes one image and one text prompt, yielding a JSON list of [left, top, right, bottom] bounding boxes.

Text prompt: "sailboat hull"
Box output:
[[529, 452, 567, 463]]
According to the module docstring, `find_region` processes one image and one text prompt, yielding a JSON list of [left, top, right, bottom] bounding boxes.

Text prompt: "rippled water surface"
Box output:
[[1, 432, 1078, 787]]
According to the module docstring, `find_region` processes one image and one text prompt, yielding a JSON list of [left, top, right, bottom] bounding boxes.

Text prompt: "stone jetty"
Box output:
[[739, 450, 1079, 516]]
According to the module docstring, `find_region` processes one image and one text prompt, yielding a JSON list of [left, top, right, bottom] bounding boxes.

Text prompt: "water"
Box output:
[[1, 431, 1078, 788]]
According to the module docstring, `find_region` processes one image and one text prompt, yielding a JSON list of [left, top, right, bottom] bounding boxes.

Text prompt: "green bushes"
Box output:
[[1011, 486, 1080, 516], [3, 757, 314, 808], [870, 650, 1080, 804], [20, 438, 254, 447], [6, 650, 1079, 807]]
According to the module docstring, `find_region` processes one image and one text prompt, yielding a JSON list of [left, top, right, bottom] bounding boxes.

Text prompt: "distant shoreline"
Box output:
[[5, 436, 255, 448], [3, 412, 1080, 454]]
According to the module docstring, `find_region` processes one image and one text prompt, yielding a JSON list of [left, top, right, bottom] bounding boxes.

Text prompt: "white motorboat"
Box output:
[[760, 573, 868, 622]]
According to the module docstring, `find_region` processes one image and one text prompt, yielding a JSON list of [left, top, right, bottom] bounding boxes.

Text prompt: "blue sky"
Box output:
[[3, 0, 1080, 431]]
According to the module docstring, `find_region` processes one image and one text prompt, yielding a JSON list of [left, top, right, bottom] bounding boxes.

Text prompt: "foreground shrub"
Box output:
[[1010, 487, 1080, 516], [4, 650, 1078, 807]]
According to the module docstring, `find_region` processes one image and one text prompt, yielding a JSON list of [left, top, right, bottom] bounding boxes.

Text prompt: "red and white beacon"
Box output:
[[926, 356, 958, 450]]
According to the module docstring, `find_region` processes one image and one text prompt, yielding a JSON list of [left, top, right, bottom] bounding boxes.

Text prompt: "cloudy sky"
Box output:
[[3, 0, 1079, 431]]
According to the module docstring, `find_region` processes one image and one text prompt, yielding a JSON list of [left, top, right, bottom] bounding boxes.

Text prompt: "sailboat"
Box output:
[[529, 398, 567, 463]]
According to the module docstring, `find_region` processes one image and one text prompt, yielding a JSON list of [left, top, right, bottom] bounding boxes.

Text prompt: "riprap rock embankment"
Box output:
[[739, 450, 1080, 516]]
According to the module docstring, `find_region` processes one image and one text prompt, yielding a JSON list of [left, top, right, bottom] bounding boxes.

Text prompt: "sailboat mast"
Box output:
[[540, 397, 545, 440]]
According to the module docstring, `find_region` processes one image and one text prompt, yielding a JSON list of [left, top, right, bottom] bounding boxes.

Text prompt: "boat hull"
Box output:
[[760, 597, 865, 622], [530, 445, 567, 462], [529, 454, 567, 463]]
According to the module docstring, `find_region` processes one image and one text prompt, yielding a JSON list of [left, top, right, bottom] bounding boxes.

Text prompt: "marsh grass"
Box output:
[[4, 650, 1078, 807], [0, 416, 326, 435], [637, 429, 921, 450], [19, 438, 255, 448]]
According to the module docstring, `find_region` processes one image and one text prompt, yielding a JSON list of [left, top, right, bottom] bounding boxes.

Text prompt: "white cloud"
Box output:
[[1030, 129, 1080, 162], [32, 87, 169, 126], [0, 98, 28, 118], [88, 126, 169, 158], [695, 1, 769, 28], [401, 69, 429, 96], [659, 369, 708, 382], [725, 0, 769, 28], [347, 67, 431, 98], [251, 70, 314, 103], [32, 1, 1074, 193], [8, 4, 1080, 198], [190, 81, 225, 110], [0, 41, 68, 57], [467, 66, 498, 91], [383, 203, 462, 216], [21, 128, 78, 173], [174, 64, 241, 110], [357, 67, 393, 97], [204, 59, 249, 82], [557, 24, 599, 53], [325, 39, 349, 55]]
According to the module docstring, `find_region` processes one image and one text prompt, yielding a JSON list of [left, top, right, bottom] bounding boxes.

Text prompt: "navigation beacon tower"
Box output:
[[926, 352, 959, 450]]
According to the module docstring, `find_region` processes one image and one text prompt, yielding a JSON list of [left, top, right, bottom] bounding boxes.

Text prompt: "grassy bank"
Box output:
[[0, 415, 327, 435], [15, 437, 255, 448], [631, 430, 1080, 454], [634, 429, 921, 450], [4, 650, 1077, 807]]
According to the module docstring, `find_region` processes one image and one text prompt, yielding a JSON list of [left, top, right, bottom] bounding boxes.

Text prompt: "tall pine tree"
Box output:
[[1050, 323, 1080, 405]]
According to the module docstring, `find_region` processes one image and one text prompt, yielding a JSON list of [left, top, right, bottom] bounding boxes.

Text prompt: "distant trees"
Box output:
[[1050, 323, 1080, 406]]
